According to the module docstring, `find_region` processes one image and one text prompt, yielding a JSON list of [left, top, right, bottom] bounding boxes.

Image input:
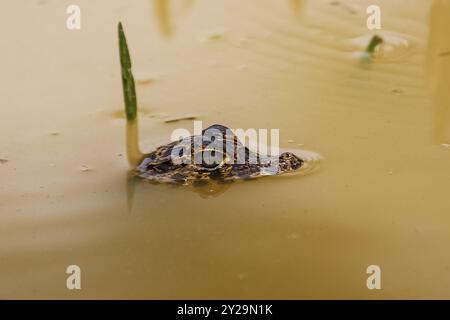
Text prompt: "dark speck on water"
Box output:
[[329, 0, 357, 14], [391, 89, 404, 94], [80, 165, 93, 172]]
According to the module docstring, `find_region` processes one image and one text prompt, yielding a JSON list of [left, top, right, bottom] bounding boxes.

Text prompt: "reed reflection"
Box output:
[[426, 0, 450, 144], [151, 0, 196, 37], [153, 0, 172, 37]]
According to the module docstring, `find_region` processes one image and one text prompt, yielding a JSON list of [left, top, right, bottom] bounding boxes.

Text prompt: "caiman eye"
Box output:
[[201, 149, 225, 170]]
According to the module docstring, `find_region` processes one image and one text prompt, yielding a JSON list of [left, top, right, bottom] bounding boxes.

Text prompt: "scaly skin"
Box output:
[[136, 125, 304, 184]]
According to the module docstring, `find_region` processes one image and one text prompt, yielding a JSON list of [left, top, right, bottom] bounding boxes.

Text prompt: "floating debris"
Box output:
[[164, 115, 198, 123], [391, 89, 404, 95], [439, 51, 450, 57], [441, 143, 450, 149], [0, 158, 8, 164], [201, 28, 227, 42], [330, 0, 358, 14], [134, 71, 160, 85], [148, 112, 169, 119], [206, 30, 225, 40], [48, 131, 60, 136], [287, 140, 295, 144], [80, 165, 93, 172]]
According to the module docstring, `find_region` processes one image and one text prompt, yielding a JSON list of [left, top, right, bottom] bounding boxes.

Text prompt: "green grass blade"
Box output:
[[366, 35, 383, 56], [118, 22, 137, 122]]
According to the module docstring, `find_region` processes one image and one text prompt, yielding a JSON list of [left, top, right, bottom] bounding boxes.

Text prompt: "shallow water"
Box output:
[[1, 0, 450, 299]]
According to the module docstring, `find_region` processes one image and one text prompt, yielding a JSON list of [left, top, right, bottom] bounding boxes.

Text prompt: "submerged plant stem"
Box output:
[[118, 22, 144, 167]]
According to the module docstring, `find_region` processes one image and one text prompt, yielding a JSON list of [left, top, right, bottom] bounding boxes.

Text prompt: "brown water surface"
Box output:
[[1, 0, 450, 298]]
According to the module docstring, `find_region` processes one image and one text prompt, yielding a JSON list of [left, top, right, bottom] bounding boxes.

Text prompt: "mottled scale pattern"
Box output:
[[135, 124, 304, 184]]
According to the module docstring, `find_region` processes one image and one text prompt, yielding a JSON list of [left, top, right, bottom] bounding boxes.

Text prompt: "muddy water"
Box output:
[[1, 0, 450, 299]]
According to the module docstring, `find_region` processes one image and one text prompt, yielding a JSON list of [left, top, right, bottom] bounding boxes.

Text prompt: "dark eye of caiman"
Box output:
[[201, 150, 224, 170]]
